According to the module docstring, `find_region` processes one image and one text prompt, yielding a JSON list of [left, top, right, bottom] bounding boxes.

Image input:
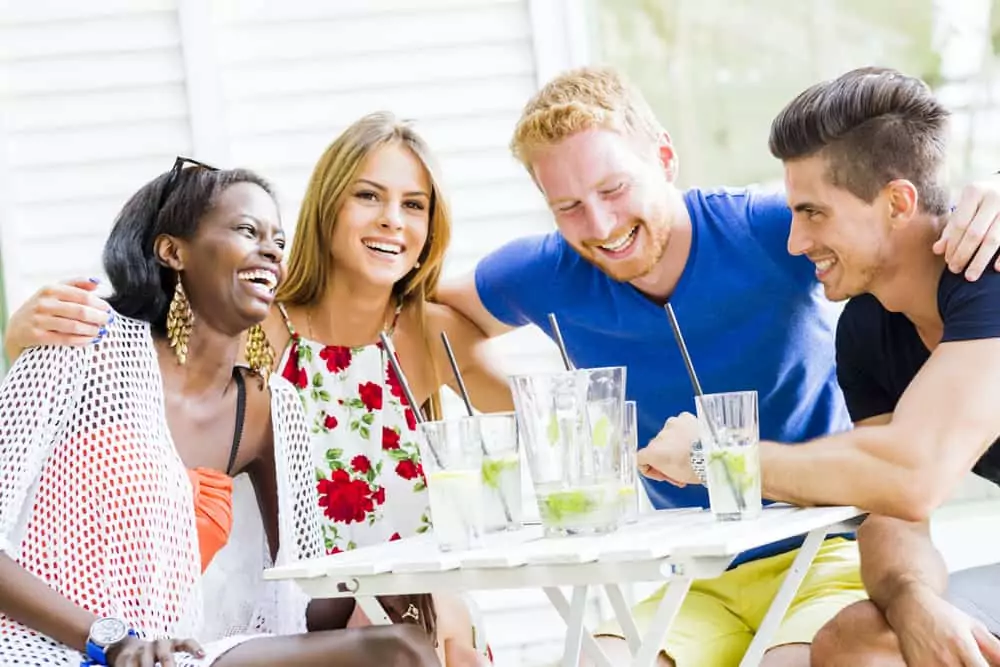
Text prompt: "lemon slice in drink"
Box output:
[[539, 489, 598, 522], [481, 456, 519, 490], [591, 414, 611, 448], [617, 485, 636, 499], [546, 413, 560, 446], [429, 470, 479, 483], [707, 450, 756, 494]]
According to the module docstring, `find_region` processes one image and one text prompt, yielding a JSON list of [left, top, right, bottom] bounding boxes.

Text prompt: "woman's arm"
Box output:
[[0, 554, 95, 652], [3, 279, 112, 363], [0, 342, 191, 662], [0, 557, 203, 665]]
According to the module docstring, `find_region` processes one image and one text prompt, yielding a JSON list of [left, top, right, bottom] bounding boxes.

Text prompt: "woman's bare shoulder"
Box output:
[[422, 301, 485, 340]]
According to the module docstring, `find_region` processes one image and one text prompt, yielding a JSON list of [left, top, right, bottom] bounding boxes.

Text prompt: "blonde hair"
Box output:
[[510, 66, 664, 166], [278, 111, 450, 418]]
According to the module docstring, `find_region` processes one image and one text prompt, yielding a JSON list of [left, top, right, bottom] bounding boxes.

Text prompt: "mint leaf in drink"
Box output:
[[591, 414, 610, 448], [539, 489, 597, 522], [547, 413, 560, 446], [481, 456, 518, 490], [708, 449, 756, 495]]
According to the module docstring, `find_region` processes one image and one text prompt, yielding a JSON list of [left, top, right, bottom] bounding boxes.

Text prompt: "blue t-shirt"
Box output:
[[836, 266, 1000, 486], [476, 187, 852, 565]]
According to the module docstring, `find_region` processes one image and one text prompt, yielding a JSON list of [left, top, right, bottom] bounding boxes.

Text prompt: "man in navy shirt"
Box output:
[[438, 66, 1000, 666], [641, 67, 1000, 666]]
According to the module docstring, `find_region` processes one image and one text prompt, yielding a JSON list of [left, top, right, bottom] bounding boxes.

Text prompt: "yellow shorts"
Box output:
[[595, 537, 866, 666]]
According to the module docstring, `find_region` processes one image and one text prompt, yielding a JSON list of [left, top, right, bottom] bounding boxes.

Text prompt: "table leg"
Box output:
[[544, 587, 616, 667], [564, 586, 589, 667], [355, 596, 393, 625], [631, 576, 692, 667], [603, 583, 642, 654], [738, 527, 827, 667]]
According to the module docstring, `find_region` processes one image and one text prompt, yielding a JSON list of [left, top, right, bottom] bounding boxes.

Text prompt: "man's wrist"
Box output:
[[882, 577, 932, 626]]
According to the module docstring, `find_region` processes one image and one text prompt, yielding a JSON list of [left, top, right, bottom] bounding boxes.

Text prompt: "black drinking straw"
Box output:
[[663, 304, 745, 511], [440, 331, 513, 524], [439, 332, 475, 417], [379, 331, 443, 467], [547, 313, 574, 371], [665, 304, 704, 396]]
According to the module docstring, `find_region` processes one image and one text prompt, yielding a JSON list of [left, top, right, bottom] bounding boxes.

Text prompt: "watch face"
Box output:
[[90, 617, 128, 647]]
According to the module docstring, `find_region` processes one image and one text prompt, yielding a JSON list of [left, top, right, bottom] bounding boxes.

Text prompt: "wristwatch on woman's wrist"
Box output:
[[85, 617, 134, 666]]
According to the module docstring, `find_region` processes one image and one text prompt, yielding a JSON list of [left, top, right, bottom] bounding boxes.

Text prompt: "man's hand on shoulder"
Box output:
[[935, 180, 1000, 281]]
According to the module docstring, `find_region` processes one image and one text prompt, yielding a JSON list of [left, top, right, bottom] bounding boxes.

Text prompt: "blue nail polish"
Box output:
[[91, 336, 101, 344], [88, 277, 101, 284], [97, 326, 107, 338], [106, 311, 115, 325]]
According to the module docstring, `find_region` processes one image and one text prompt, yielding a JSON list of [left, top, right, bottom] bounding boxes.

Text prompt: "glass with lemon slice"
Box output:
[[459, 412, 523, 533], [510, 366, 627, 537], [695, 391, 762, 521], [417, 420, 486, 551]]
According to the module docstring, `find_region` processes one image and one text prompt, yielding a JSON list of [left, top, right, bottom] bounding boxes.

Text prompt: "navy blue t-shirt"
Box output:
[[836, 267, 1000, 486], [476, 187, 852, 565]]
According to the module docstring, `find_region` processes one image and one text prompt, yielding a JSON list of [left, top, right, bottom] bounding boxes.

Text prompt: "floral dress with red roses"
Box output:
[[276, 304, 431, 554]]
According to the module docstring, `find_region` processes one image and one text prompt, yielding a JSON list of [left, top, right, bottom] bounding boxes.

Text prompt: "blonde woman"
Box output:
[[264, 112, 506, 666], [6, 113, 510, 666]]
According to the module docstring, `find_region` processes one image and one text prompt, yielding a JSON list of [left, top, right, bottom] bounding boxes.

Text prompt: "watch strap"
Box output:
[[83, 628, 136, 666], [690, 439, 707, 485]]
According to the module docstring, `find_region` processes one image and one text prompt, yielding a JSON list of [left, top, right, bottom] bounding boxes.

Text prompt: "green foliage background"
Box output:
[[594, 0, 945, 188]]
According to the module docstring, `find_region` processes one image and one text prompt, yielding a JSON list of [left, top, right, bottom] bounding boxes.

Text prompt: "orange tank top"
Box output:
[[187, 468, 235, 572], [187, 368, 246, 572]]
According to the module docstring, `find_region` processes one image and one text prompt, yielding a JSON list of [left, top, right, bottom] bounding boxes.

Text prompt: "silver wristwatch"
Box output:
[[86, 616, 131, 665], [689, 439, 707, 485]]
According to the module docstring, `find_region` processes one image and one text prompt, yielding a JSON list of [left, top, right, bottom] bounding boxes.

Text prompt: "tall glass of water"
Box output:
[[460, 412, 522, 533], [694, 390, 762, 521], [619, 400, 640, 523], [417, 420, 486, 551]]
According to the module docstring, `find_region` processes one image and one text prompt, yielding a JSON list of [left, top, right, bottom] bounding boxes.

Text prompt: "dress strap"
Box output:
[[226, 368, 247, 476], [276, 302, 298, 338], [386, 299, 404, 336]]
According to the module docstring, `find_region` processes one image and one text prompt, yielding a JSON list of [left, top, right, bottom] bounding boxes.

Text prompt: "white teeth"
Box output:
[[814, 258, 837, 272], [599, 226, 637, 252], [237, 269, 278, 292], [364, 240, 403, 255]]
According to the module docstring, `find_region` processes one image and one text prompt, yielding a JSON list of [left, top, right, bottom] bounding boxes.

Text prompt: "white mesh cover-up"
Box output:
[[0, 315, 322, 665]]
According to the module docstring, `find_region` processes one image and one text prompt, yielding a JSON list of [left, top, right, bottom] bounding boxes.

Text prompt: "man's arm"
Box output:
[[858, 514, 948, 611], [855, 513, 1000, 666], [435, 272, 515, 339], [761, 336, 1000, 520], [427, 301, 515, 413], [842, 416, 949, 610]]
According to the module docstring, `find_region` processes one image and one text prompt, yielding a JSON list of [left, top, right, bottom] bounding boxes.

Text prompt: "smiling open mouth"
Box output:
[[363, 240, 403, 256], [812, 257, 838, 279], [598, 225, 639, 254], [237, 269, 278, 293]]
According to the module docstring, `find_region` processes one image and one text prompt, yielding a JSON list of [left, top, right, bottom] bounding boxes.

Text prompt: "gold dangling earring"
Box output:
[[245, 324, 274, 380], [166, 278, 194, 365]]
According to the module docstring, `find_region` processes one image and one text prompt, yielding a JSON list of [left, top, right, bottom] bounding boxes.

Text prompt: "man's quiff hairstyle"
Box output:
[[769, 66, 950, 215], [510, 66, 664, 165]]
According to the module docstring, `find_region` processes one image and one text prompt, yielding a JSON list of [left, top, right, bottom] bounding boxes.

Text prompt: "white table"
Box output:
[[265, 505, 863, 667]]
